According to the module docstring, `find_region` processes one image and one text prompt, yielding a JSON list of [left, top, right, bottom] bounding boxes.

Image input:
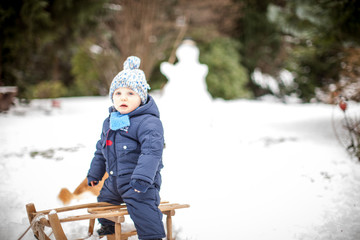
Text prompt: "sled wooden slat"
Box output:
[[59, 211, 127, 223], [48, 212, 67, 240], [33, 202, 113, 215], [25, 201, 189, 240], [87, 200, 170, 213]]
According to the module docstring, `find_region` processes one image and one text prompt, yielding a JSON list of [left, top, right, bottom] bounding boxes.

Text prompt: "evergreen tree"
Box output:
[[265, 0, 360, 102], [0, 0, 108, 98], [231, 0, 360, 102], [233, 0, 286, 97]]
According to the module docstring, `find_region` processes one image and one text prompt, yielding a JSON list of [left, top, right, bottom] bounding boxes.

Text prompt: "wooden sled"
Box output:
[[25, 201, 190, 240]]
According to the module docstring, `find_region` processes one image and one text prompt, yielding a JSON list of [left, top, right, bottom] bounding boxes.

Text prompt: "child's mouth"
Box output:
[[120, 104, 128, 108]]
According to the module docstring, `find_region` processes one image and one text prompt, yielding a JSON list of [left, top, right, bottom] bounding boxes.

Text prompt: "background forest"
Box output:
[[1, 0, 360, 103]]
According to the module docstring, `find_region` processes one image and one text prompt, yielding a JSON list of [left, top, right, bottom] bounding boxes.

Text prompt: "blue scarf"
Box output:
[[110, 112, 130, 131]]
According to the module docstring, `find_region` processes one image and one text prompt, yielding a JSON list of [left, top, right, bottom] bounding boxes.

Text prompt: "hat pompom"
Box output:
[[123, 56, 140, 70]]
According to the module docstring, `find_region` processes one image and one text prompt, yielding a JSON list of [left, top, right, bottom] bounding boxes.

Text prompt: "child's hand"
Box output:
[[90, 181, 98, 187], [134, 189, 141, 193]]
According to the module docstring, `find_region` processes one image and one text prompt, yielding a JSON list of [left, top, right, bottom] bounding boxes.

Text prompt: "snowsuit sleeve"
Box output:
[[131, 116, 164, 186], [87, 119, 107, 184]]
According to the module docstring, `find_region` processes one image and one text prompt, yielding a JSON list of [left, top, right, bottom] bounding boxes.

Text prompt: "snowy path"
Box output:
[[0, 96, 359, 240]]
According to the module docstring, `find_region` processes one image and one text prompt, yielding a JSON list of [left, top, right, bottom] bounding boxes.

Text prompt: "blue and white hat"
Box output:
[[109, 56, 150, 104]]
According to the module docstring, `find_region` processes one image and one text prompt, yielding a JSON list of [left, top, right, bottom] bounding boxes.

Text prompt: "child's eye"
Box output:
[[128, 92, 134, 95], [115, 92, 121, 95]]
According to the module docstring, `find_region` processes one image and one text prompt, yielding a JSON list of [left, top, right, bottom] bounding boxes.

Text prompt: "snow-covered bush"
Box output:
[[333, 98, 360, 161]]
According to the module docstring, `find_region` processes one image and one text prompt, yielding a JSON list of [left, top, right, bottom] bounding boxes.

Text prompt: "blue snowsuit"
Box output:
[[87, 96, 165, 239]]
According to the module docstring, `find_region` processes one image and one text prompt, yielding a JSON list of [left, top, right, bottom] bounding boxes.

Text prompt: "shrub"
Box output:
[[27, 80, 67, 99], [199, 37, 253, 100]]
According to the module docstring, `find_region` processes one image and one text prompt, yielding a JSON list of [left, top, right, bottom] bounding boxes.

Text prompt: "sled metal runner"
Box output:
[[25, 201, 190, 240]]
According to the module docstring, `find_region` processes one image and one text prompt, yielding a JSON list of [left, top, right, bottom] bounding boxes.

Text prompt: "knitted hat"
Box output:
[[109, 56, 150, 104]]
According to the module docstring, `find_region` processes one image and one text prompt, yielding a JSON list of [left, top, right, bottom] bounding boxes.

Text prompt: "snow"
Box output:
[[1, 41, 360, 239], [1, 95, 360, 240]]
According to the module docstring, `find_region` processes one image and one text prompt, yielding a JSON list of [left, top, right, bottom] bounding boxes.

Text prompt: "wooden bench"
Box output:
[[25, 201, 189, 240]]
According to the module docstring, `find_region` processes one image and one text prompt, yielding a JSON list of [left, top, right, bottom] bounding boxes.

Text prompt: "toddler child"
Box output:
[[87, 56, 165, 240]]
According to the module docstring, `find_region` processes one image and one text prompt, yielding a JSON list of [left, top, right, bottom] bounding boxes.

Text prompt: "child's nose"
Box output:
[[120, 95, 127, 100]]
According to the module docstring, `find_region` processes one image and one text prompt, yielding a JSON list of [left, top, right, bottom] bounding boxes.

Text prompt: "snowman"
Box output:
[[160, 39, 212, 109]]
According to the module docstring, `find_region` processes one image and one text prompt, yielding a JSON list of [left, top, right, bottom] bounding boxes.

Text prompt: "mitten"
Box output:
[[130, 179, 151, 193]]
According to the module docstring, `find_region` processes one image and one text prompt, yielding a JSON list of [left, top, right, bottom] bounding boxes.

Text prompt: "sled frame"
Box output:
[[26, 201, 189, 240]]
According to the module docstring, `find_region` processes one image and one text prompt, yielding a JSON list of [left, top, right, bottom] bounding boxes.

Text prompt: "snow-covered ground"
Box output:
[[0, 94, 360, 240]]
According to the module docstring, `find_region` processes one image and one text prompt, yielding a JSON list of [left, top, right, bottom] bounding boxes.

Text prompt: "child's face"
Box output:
[[113, 87, 141, 114]]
